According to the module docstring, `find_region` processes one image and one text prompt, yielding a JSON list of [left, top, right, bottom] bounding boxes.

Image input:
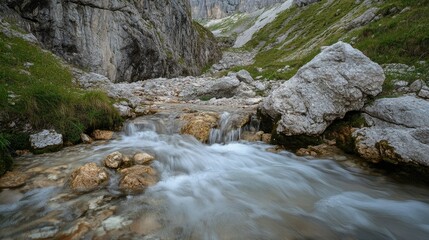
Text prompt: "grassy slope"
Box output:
[[234, 0, 429, 87], [0, 33, 122, 156]]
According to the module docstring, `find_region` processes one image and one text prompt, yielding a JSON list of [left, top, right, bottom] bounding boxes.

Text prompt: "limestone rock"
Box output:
[[293, 0, 321, 7], [353, 127, 429, 166], [8, 0, 220, 82], [363, 96, 429, 129], [0, 171, 28, 188], [133, 152, 155, 165], [418, 86, 429, 99], [181, 112, 219, 142], [241, 131, 264, 142], [80, 133, 93, 144], [236, 70, 254, 84], [70, 163, 109, 192], [190, 0, 285, 19], [352, 96, 429, 166], [259, 41, 385, 137], [92, 130, 114, 141], [409, 80, 425, 93], [30, 130, 63, 151], [347, 7, 378, 30], [103, 151, 125, 169], [119, 165, 158, 192]]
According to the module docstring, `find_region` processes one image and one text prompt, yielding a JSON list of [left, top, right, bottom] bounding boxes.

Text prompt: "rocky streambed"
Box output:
[[1, 41, 429, 239]]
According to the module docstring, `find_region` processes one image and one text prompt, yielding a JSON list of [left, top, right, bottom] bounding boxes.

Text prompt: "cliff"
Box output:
[[190, 0, 285, 19], [5, 0, 220, 82]]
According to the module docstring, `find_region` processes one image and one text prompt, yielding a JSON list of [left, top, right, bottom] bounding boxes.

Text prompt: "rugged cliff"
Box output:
[[190, 0, 285, 19], [5, 0, 220, 82]]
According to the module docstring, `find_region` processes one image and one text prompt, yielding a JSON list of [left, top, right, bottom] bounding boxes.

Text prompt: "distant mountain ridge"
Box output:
[[190, 0, 285, 19]]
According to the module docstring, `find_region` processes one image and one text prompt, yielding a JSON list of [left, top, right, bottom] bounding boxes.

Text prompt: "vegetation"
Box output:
[[237, 0, 429, 84], [0, 32, 122, 157]]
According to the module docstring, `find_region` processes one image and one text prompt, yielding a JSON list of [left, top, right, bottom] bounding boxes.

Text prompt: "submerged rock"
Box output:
[[70, 163, 109, 192], [29, 130, 63, 152], [0, 171, 28, 188], [119, 165, 158, 192], [133, 152, 155, 165], [259, 42, 384, 140]]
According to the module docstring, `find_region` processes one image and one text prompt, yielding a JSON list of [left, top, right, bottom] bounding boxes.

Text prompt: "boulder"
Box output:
[[92, 130, 114, 141], [103, 151, 125, 169], [363, 96, 429, 129], [119, 165, 158, 192], [133, 152, 155, 165], [259, 42, 384, 137], [236, 70, 254, 84], [70, 163, 109, 192], [353, 127, 429, 166], [353, 96, 429, 166], [29, 130, 63, 151], [181, 112, 219, 142]]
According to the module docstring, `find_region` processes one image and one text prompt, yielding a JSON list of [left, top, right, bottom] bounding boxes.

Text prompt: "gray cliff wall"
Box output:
[[5, 0, 220, 82], [190, 0, 285, 19]]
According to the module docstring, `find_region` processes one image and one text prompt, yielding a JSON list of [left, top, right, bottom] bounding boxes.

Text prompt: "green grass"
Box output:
[[0, 33, 122, 152], [236, 0, 429, 83]]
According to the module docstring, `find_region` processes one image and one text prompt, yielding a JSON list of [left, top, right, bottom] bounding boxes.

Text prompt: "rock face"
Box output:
[[29, 130, 63, 151], [353, 96, 429, 166], [70, 163, 109, 192], [190, 0, 285, 19], [292, 0, 321, 7], [6, 0, 220, 82], [259, 42, 384, 137]]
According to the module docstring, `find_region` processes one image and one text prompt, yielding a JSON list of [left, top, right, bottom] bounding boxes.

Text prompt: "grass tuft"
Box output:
[[0, 32, 122, 152]]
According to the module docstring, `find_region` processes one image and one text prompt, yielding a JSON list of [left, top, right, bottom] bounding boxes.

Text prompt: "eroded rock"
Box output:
[[70, 163, 109, 192], [92, 130, 114, 141], [133, 152, 155, 165], [259, 42, 384, 139], [119, 165, 158, 192], [103, 152, 125, 169], [181, 112, 219, 142]]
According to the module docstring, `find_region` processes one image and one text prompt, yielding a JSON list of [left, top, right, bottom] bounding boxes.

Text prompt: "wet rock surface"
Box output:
[[70, 163, 109, 192], [0, 171, 28, 188]]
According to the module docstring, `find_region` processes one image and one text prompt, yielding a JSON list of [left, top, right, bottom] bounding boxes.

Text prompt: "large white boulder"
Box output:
[[259, 41, 385, 136]]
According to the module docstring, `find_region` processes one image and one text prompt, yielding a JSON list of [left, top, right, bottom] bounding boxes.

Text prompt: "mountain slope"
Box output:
[[4, 0, 220, 82]]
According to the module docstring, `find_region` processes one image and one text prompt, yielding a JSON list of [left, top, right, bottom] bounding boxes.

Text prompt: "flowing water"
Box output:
[[1, 113, 429, 239]]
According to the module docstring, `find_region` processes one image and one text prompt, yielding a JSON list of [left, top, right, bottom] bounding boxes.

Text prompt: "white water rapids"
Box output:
[[1, 114, 429, 239]]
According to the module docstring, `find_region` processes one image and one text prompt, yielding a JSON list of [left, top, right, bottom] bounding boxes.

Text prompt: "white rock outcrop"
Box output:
[[30, 130, 63, 150], [353, 96, 429, 166], [259, 41, 385, 136]]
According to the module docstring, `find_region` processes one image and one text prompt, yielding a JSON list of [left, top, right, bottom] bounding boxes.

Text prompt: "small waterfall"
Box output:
[[123, 113, 182, 136], [209, 112, 260, 144]]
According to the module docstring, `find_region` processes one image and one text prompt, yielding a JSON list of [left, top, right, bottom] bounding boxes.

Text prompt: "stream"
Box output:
[[1, 113, 429, 239]]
